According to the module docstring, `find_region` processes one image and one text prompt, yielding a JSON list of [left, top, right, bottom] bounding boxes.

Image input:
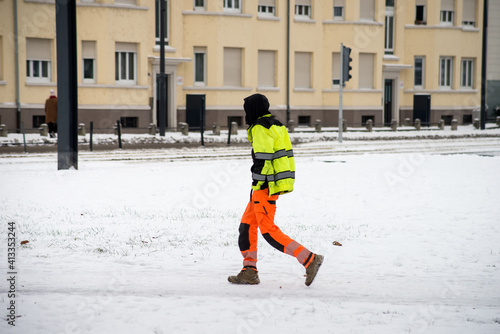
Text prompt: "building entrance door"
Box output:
[[384, 79, 393, 126]]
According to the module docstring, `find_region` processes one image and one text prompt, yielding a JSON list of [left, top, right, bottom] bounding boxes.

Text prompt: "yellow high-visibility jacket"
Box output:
[[247, 115, 295, 195]]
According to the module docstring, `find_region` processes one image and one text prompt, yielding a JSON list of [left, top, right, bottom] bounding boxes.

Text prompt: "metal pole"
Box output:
[[480, 0, 488, 130], [159, 0, 167, 136], [21, 122, 26, 153], [286, 0, 290, 124], [56, 0, 78, 170], [116, 120, 122, 149], [338, 43, 344, 143], [14, 0, 21, 134], [89, 121, 93, 152], [227, 117, 232, 145]]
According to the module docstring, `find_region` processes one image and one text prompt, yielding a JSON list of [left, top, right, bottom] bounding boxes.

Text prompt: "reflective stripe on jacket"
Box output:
[[247, 115, 295, 195]]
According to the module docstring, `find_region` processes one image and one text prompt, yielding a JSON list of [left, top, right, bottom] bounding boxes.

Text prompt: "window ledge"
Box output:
[[404, 89, 478, 94], [294, 17, 316, 24], [182, 10, 252, 18], [153, 45, 176, 53], [257, 14, 280, 21], [80, 83, 149, 89], [294, 88, 315, 92], [25, 81, 56, 87], [184, 86, 252, 91], [0, 81, 6, 86], [383, 55, 400, 61], [323, 20, 383, 26], [257, 87, 280, 92], [405, 24, 479, 32]]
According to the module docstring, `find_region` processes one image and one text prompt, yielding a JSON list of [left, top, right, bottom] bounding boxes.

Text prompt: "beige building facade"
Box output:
[[0, 0, 484, 132]]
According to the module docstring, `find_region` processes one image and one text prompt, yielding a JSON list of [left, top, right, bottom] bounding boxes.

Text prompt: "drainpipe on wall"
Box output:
[[286, 0, 290, 124], [14, 0, 21, 133]]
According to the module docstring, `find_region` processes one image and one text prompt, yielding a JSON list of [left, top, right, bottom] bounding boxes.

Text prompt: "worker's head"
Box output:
[[50, 89, 56, 97], [243, 93, 270, 125]]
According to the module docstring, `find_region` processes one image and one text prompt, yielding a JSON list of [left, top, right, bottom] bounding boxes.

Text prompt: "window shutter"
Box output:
[[359, 53, 374, 89], [334, 0, 345, 6], [224, 47, 242, 87], [259, 0, 275, 6], [415, 0, 426, 5], [360, 0, 375, 20], [462, 0, 476, 22], [82, 41, 96, 59], [441, 0, 455, 11], [295, 0, 311, 6], [332, 52, 340, 80], [295, 52, 311, 89], [115, 42, 137, 53], [258, 50, 275, 87], [26, 38, 51, 61]]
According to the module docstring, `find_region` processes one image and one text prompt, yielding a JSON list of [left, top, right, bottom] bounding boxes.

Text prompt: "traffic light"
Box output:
[[342, 46, 352, 83]]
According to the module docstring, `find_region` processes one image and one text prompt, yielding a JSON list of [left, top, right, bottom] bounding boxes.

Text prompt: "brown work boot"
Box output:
[[228, 267, 260, 284], [305, 254, 324, 286]]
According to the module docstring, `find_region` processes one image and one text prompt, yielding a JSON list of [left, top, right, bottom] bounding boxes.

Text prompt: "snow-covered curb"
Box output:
[[1, 125, 499, 147]]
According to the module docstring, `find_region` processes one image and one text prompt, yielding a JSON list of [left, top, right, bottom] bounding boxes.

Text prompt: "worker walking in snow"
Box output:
[[228, 93, 324, 286]]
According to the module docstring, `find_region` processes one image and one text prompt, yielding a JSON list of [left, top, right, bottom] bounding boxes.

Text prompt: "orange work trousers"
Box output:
[[238, 189, 314, 269]]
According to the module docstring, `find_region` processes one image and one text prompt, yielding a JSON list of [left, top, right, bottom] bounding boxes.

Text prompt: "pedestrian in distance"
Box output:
[[228, 93, 324, 286], [45, 89, 58, 138]]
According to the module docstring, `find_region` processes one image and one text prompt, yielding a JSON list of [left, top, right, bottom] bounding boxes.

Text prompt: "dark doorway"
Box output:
[[413, 94, 431, 126], [186, 94, 206, 131], [384, 79, 393, 127], [156, 74, 168, 128]]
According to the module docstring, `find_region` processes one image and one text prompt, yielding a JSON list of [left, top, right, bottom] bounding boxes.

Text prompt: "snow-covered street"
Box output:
[[1, 138, 500, 333]]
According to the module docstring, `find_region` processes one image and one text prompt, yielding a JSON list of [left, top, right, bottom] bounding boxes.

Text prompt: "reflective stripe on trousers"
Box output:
[[237, 189, 312, 268]]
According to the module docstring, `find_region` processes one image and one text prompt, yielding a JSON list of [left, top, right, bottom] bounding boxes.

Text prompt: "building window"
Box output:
[[461, 59, 474, 88], [120, 117, 138, 128], [26, 38, 52, 82], [194, 47, 206, 85], [224, 0, 241, 13], [359, 53, 375, 89], [333, 0, 344, 20], [115, 43, 137, 84], [194, 0, 205, 10], [331, 52, 340, 87], [360, 0, 375, 21], [33, 115, 45, 128], [439, 57, 453, 88], [440, 0, 454, 25], [298, 115, 311, 126], [82, 41, 96, 83], [462, 0, 476, 27], [224, 47, 242, 87], [258, 0, 275, 16], [385, 1, 394, 55], [414, 56, 425, 88], [294, 52, 312, 89], [258, 50, 276, 88], [155, 0, 169, 45], [415, 0, 426, 24], [295, 0, 311, 19]]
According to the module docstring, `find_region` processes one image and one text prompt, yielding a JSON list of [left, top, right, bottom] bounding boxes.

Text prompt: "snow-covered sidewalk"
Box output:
[[1, 143, 500, 333]]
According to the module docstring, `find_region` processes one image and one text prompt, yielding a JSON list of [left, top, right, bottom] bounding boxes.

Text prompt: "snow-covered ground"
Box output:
[[1, 138, 500, 333]]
